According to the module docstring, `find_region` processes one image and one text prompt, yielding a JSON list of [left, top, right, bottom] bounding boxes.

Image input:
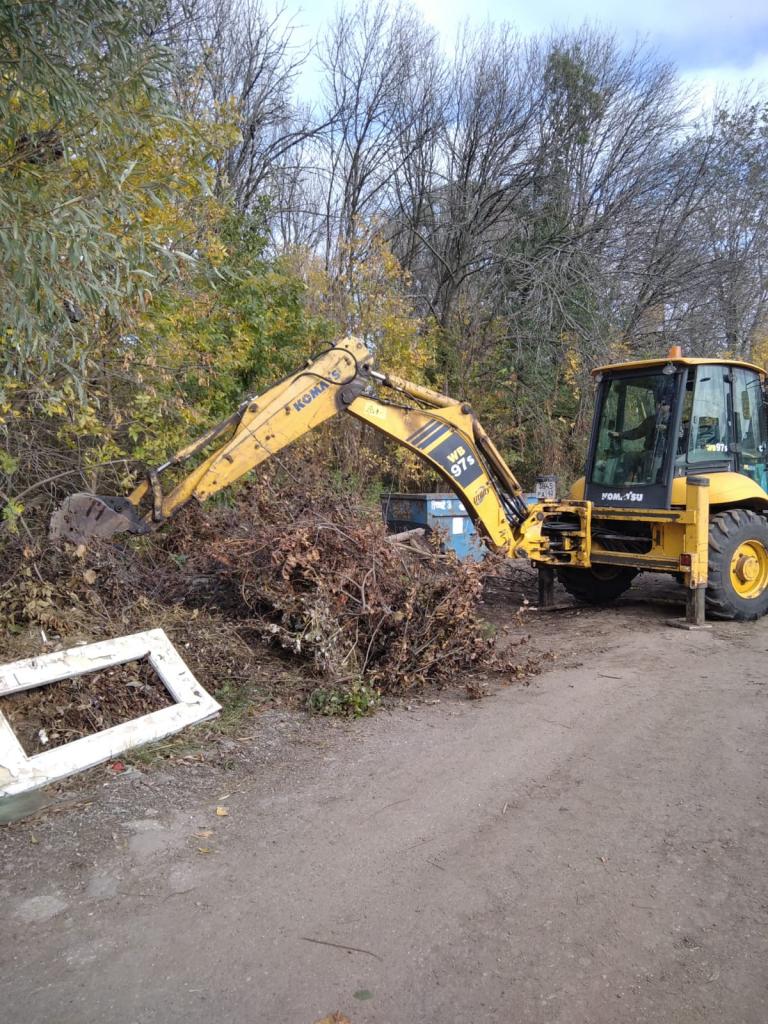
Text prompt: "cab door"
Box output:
[[585, 366, 684, 509], [683, 366, 734, 472], [731, 367, 768, 491]]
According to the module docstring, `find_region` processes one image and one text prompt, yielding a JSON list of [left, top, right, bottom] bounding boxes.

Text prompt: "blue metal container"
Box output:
[[380, 492, 486, 561], [380, 491, 540, 562]]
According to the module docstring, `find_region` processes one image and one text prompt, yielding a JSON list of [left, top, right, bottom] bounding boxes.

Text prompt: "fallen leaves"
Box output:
[[1, 659, 171, 755]]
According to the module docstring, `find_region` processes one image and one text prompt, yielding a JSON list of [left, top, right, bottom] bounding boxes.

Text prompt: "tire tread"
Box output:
[[557, 566, 637, 605], [706, 508, 768, 621]]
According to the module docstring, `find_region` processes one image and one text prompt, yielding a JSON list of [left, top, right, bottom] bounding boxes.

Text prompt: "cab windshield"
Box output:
[[591, 371, 676, 487]]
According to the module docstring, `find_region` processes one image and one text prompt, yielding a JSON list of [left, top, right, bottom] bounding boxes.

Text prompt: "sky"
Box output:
[[293, 0, 768, 106]]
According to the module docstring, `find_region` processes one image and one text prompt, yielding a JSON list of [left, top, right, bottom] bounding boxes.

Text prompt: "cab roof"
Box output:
[[593, 356, 765, 377]]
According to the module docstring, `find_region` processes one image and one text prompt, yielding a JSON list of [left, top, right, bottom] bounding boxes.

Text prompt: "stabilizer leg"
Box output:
[[537, 565, 556, 608]]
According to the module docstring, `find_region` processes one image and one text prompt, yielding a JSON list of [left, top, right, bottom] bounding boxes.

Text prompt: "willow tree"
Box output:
[[0, 1, 246, 528], [0, 0, 175, 390]]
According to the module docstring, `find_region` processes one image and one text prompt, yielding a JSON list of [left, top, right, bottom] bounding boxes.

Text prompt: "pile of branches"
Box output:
[[0, 530, 266, 700], [0, 458, 525, 701], [178, 480, 514, 693]]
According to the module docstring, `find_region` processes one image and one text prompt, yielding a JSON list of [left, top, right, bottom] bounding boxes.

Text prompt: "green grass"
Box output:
[[126, 676, 273, 767]]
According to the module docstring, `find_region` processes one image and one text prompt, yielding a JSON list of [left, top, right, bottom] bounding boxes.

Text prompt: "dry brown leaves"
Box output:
[[176, 480, 515, 693], [1, 658, 171, 755]]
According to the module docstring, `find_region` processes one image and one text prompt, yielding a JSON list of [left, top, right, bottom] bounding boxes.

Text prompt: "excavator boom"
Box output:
[[50, 337, 534, 552], [49, 337, 768, 625]]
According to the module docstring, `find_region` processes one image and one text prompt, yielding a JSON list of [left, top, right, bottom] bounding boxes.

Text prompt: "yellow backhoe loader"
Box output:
[[50, 338, 768, 623]]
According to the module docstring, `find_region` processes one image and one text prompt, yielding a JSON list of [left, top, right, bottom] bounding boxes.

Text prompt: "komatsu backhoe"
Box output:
[[50, 337, 768, 623]]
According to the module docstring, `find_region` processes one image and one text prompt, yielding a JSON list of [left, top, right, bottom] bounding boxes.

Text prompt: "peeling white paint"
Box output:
[[0, 629, 220, 799]]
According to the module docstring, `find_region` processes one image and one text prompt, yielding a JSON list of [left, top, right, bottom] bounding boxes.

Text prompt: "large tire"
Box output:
[[706, 509, 768, 621], [557, 565, 637, 605]]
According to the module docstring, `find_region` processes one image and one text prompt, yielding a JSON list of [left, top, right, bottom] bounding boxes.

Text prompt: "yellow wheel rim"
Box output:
[[729, 540, 768, 599]]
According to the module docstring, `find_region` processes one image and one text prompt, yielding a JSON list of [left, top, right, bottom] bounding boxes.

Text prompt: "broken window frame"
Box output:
[[0, 629, 220, 798]]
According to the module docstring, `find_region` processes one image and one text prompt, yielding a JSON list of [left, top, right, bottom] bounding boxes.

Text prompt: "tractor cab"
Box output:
[[549, 348, 768, 622], [585, 350, 768, 509]]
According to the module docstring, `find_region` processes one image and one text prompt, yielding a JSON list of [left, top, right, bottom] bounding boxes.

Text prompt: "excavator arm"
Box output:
[[50, 336, 541, 555]]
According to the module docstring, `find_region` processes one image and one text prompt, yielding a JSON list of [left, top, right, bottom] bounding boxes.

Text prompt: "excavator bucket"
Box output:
[[49, 494, 151, 545]]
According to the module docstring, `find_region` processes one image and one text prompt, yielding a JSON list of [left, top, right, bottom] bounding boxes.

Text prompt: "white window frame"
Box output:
[[0, 629, 221, 798]]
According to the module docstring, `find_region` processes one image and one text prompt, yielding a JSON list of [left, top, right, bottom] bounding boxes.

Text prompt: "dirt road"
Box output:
[[2, 590, 768, 1023]]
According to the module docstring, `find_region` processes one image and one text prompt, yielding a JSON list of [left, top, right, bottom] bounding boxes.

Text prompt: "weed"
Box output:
[[307, 681, 381, 718]]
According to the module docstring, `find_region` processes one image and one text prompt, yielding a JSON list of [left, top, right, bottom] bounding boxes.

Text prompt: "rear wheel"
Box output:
[[557, 565, 637, 605], [706, 509, 768, 620]]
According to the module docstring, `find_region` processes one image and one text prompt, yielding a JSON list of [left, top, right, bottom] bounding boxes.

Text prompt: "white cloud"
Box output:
[[294, 0, 768, 100], [409, 0, 768, 73], [420, 0, 768, 40], [680, 53, 768, 110]]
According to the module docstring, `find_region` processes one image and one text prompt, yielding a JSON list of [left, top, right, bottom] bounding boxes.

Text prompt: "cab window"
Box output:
[[686, 369, 731, 464], [732, 367, 768, 489], [591, 371, 675, 487]]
